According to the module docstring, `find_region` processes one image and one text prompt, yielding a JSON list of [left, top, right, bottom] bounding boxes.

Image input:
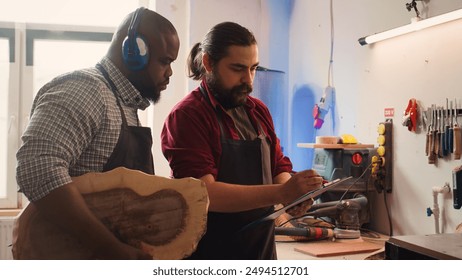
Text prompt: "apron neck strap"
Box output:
[[199, 84, 229, 139], [96, 63, 131, 126]]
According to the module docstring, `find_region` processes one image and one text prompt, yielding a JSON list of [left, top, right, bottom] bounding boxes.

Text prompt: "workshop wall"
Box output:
[[289, 0, 462, 236]]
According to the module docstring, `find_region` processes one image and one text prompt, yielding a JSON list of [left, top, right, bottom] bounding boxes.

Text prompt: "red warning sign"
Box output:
[[384, 108, 394, 117]]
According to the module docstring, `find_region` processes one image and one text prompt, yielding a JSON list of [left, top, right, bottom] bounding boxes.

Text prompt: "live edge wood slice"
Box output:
[[12, 167, 209, 260]]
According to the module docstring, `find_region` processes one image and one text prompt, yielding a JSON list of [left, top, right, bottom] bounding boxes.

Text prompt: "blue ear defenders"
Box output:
[[122, 7, 149, 71]]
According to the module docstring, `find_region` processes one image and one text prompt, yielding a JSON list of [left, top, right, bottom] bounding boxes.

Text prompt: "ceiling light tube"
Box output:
[[359, 8, 462, 46]]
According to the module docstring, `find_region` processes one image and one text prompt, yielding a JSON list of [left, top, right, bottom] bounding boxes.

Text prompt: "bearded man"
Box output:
[[161, 22, 322, 260]]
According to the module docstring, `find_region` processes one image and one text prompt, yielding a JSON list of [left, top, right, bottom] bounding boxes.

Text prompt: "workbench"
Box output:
[[276, 234, 388, 260], [385, 233, 462, 260]]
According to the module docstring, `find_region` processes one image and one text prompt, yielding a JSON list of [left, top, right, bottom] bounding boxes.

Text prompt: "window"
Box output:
[[0, 23, 18, 208], [0, 37, 9, 196], [0, 38, 8, 197], [0, 0, 140, 209]]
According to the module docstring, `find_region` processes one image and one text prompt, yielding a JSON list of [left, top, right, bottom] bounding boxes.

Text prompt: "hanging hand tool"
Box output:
[[442, 102, 449, 157], [449, 100, 454, 154], [428, 105, 437, 164], [425, 106, 432, 157], [437, 107, 444, 158], [454, 99, 461, 160]]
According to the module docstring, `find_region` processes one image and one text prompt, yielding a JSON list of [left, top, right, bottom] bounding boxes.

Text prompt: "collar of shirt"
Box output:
[[99, 57, 150, 110]]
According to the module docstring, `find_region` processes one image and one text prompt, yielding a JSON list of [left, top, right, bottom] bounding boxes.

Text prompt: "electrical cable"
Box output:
[[365, 157, 393, 237], [364, 160, 393, 237], [382, 185, 394, 236], [313, 0, 336, 132], [337, 160, 374, 202], [362, 161, 393, 237], [327, 0, 334, 87]]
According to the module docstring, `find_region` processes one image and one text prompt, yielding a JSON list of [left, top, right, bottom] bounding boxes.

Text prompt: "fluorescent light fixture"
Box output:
[[359, 8, 462, 46]]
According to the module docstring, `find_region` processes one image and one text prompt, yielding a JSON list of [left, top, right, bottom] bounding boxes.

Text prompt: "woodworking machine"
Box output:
[[276, 146, 376, 240]]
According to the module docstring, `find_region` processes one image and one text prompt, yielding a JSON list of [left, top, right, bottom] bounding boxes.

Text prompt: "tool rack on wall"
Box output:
[[422, 100, 462, 212], [424, 108, 462, 117], [423, 101, 462, 163]]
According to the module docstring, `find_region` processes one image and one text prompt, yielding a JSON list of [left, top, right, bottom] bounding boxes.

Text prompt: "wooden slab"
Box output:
[[294, 238, 383, 257], [12, 167, 209, 260]]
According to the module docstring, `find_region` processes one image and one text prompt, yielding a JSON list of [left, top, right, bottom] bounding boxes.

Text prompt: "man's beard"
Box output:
[[206, 71, 253, 109], [128, 72, 161, 104], [140, 87, 161, 104]]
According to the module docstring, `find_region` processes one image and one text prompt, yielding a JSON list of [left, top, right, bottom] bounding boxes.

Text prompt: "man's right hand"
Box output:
[[281, 169, 323, 206]]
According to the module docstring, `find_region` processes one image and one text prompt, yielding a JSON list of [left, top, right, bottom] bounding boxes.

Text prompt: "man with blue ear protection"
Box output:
[[16, 8, 179, 259]]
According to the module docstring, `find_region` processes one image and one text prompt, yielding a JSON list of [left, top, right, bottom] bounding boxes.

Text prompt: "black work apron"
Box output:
[[187, 87, 276, 260], [96, 64, 154, 175]]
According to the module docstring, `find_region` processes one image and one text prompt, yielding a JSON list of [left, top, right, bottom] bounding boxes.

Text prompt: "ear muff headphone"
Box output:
[[122, 7, 149, 71]]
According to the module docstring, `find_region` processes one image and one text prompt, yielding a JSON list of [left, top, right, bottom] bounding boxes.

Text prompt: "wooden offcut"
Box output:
[[294, 238, 383, 257], [12, 167, 209, 260]]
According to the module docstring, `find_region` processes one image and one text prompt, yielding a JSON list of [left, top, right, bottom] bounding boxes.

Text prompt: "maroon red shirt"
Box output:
[[161, 80, 293, 180]]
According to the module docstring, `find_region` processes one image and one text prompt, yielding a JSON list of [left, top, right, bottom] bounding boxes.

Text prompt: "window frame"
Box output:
[[0, 22, 20, 208], [0, 22, 115, 209]]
